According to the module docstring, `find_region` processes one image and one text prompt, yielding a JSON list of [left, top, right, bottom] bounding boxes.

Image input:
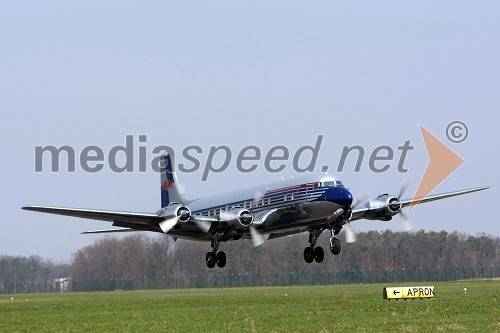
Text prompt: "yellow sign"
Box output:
[[403, 286, 435, 299], [383, 286, 435, 300], [383, 287, 403, 300]]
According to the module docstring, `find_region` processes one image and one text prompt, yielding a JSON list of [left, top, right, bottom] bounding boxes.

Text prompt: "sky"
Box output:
[[0, 1, 498, 263]]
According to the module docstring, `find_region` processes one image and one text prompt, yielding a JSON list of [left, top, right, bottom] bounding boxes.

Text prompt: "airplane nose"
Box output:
[[325, 187, 353, 208]]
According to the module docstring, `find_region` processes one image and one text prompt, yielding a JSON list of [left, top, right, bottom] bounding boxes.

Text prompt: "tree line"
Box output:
[[1, 230, 499, 286], [0, 255, 70, 287]]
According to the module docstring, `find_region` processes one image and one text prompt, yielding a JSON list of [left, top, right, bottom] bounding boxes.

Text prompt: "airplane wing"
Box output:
[[350, 186, 489, 222], [399, 186, 489, 208], [22, 206, 161, 232], [81, 228, 136, 234], [21, 205, 219, 234]]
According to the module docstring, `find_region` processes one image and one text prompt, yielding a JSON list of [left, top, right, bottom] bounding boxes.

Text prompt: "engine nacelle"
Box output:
[[159, 203, 191, 223], [363, 194, 401, 221], [220, 208, 254, 229]]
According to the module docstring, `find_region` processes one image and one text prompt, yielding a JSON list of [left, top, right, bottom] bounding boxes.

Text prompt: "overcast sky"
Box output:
[[1, 1, 498, 263]]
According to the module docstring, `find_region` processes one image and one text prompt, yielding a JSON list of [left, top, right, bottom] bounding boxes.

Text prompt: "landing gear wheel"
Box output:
[[206, 252, 216, 268], [303, 247, 314, 263], [314, 246, 324, 263], [330, 238, 341, 255], [216, 251, 226, 268]]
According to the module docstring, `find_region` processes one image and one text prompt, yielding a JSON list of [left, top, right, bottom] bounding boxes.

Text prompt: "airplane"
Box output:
[[23, 154, 488, 268]]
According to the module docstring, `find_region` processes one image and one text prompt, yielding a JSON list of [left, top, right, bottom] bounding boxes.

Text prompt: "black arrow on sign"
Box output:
[[393, 290, 400, 295]]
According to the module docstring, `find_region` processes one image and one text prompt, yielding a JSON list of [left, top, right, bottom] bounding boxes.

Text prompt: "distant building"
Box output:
[[53, 277, 70, 292]]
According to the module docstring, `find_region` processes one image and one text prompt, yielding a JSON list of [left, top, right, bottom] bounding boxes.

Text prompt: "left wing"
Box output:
[[350, 186, 489, 222], [399, 186, 489, 208]]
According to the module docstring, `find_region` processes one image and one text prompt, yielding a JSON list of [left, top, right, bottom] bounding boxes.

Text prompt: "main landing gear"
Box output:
[[206, 236, 226, 268], [303, 230, 325, 263], [303, 246, 324, 263], [303, 229, 342, 263]]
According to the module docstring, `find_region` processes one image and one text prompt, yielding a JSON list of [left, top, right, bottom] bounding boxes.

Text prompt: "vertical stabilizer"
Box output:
[[160, 154, 185, 207]]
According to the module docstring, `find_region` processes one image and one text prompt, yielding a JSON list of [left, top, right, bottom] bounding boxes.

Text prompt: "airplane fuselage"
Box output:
[[168, 174, 353, 242]]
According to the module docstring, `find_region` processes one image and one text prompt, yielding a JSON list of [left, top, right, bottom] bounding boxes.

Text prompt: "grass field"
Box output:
[[0, 280, 498, 332]]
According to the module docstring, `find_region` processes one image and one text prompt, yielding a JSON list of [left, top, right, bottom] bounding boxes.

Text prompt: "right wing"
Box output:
[[21, 205, 219, 234], [81, 228, 136, 234]]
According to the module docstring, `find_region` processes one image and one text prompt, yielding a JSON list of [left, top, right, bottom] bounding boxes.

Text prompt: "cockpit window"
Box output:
[[319, 180, 343, 187]]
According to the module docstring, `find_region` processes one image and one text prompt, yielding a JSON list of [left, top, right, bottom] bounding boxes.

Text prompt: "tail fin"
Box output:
[[160, 154, 185, 207]]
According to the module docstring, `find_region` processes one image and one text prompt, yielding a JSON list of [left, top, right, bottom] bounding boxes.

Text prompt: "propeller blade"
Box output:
[[219, 210, 237, 221], [155, 208, 166, 216], [403, 219, 414, 232], [178, 182, 189, 199], [344, 223, 357, 243], [253, 190, 264, 206], [158, 216, 179, 233], [193, 219, 211, 233], [399, 210, 413, 231], [399, 178, 409, 198], [352, 192, 369, 209], [249, 225, 268, 247]]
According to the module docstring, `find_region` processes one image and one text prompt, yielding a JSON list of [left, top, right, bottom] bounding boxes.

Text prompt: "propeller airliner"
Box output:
[[23, 154, 488, 268]]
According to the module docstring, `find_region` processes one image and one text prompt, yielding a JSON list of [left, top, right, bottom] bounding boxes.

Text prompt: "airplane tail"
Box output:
[[160, 154, 185, 207]]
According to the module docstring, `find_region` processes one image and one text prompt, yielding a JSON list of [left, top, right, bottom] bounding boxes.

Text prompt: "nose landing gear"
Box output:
[[329, 229, 341, 255]]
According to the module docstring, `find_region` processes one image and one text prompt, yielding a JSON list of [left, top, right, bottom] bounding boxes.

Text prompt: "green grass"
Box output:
[[0, 281, 498, 332]]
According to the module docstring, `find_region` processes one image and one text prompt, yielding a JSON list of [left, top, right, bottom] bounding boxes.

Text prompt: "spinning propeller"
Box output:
[[158, 214, 180, 233], [344, 180, 413, 243], [393, 179, 413, 232], [219, 189, 269, 248]]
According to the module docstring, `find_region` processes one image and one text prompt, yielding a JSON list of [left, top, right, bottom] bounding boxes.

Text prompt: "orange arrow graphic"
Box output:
[[410, 125, 464, 208]]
